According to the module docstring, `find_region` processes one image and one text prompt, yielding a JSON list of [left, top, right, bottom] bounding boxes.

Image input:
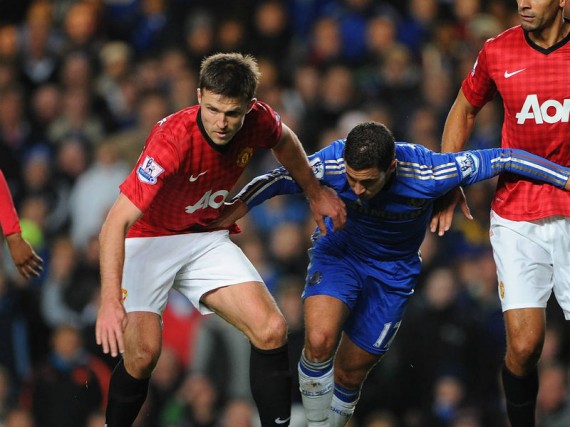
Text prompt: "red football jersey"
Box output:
[[120, 101, 282, 237], [462, 25, 570, 221]]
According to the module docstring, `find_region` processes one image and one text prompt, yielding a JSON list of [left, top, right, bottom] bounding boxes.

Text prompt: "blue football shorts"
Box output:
[[303, 247, 420, 355]]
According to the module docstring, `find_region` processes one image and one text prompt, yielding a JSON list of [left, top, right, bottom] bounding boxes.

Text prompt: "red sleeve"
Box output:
[[0, 170, 21, 235], [461, 41, 497, 108]]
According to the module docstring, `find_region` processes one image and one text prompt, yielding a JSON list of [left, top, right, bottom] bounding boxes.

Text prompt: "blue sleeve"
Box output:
[[236, 140, 346, 209], [235, 166, 303, 209], [456, 148, 570, 188]]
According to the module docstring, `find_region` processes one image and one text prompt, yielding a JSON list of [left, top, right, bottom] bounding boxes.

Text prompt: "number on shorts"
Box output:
[[373, 321, 402, 350]]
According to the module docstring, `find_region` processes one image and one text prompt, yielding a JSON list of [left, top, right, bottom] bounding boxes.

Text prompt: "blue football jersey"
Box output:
[[238, 141, 569, 260]]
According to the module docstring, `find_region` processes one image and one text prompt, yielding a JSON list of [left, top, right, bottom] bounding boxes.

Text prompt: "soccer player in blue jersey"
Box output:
[[214, 121, 570, 427]]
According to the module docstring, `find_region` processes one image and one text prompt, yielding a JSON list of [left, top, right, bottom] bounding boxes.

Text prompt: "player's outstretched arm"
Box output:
[[271, 124, 346, 235], [96, 193, 142, 358]]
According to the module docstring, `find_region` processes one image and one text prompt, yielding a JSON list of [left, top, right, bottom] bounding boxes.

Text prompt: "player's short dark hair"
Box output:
[[199, 52, 261, 102], [344, 121, 396, 171]]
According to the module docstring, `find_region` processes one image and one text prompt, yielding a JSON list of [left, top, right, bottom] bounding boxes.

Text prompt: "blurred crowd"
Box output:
[[1, 0, 570, 427]]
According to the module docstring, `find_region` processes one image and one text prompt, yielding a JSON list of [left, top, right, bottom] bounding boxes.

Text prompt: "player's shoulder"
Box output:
[[308, 139, 346, 181], [314, 139, 345, 163], [242, 100, 281, 131], [395, 142, 453, 170], [151, 105, 199, 138], [247, 100, 278, 121], [395, 142, 431, 160], [482, 25, 523, 49]]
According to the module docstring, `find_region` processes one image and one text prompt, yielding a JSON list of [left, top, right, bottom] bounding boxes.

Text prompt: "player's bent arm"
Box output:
[[271, 124, 322, 197], [441, 89, 481, 153], [97, 193, 143, 356], [271, 125, 346, 233], [430, 90, 481, 235]]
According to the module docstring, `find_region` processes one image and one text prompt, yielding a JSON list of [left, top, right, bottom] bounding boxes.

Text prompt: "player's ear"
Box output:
[[246, 98, 257, 113], [197, 88, 202, 103], [388, 159, 397, 174]]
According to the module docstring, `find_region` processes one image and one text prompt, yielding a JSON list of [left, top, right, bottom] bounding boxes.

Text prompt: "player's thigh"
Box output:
[[343, 258, 417, 356], [551, 217, 570, 319], [490, 212, 554, 311], [202, 281, 286, 348], [174, 231, 266, 315], [123, 234, 196, 314]]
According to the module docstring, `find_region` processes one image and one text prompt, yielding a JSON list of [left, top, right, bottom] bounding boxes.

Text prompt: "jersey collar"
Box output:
[[197, 108, 232, 154], [523, 18, 570, 54]]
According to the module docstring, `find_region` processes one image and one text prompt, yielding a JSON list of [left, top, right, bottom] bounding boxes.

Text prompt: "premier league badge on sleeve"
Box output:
[[456, 152, 479, 178], [137, 156, 165, 184], [310, 157, 324, 179]]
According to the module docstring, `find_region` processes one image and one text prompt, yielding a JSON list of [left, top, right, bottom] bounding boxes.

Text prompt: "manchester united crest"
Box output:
[[237, 147, 253, 168], [499, 281, 505, 300], [121, 288, 128, 303]]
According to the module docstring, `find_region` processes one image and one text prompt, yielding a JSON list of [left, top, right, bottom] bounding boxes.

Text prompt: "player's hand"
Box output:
[[429, 187, 472, 236], [207, 199, 249, 229], [565, 177, 570, 191], [96, 298, 128, 358], [307, 185, 346, 236], [5, 233, 44, 279]]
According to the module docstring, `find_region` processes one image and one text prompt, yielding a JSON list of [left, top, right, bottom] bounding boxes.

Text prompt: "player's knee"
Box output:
[[306, 329, 336, 360], [334, 367, 364, 391], [507, 338, 542, 368], [251, 312, 287, 349], [124, 344, 161, 377]]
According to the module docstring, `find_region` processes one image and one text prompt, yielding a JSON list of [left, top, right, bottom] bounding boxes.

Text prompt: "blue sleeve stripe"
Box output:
[[238, 173, 296, 205], [399, 171, 460, 181], [324, 158, 345, 171], [398, 160, 459, 181], [482, 149, 570, 188]]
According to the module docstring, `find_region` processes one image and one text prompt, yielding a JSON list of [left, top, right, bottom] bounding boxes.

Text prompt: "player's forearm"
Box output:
[[98, 194, 141, 303], [272, 127, 322, 198], [441, 91, 478, 153], [99, 221, 127, 303]]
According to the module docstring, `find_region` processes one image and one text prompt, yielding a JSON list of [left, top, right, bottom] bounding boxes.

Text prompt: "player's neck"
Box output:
[[526, 17, 570, 49]]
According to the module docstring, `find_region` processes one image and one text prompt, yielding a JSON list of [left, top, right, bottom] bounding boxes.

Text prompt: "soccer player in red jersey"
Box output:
[[95, 52, 346, 427], [0, 169, 43, 279], [432, 1, 570, 426]]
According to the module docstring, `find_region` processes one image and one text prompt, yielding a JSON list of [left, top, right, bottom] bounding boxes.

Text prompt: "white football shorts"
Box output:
[[122, 230, 263, 315], [490, 210, 570, 319]]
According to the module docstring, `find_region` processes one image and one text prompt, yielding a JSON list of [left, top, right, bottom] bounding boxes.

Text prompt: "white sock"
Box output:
[[328, 384, 360, 427], [298, 351, 334, 426]]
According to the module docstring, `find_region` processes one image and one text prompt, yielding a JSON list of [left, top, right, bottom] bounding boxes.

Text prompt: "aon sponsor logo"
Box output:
[[185, 190, 229, 213], [516, 94, 570, 124]]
